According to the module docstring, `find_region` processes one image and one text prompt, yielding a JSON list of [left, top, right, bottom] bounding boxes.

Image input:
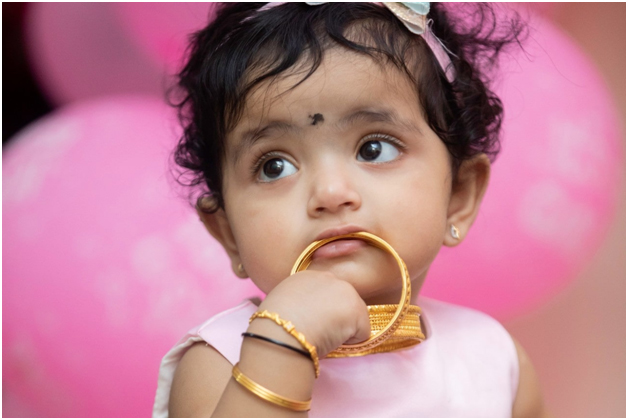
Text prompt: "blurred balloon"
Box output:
[[424, 10, 622, 317], [513, 2, 562, 19], [113, 3, 217, 73], [24, 3, 219, 107], [24, 3, 165, 105], [3, 96, 260, 417]]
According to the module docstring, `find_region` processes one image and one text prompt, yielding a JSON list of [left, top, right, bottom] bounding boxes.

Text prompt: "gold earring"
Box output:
[[450, 224, 460, 240], [237, 263, 246, 274]]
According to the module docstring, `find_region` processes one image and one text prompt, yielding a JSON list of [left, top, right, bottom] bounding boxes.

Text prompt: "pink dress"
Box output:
[[153, 297, 519, 417]]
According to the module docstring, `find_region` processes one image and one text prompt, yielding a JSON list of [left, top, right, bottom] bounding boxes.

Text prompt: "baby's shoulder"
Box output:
[[192, 299, 259, 363], [152, 299, 259, 417]]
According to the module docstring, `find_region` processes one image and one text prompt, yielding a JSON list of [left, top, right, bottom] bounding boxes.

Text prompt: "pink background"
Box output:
[[505, 3, 626, 417]]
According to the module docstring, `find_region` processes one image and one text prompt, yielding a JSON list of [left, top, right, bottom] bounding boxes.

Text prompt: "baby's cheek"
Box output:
[[387, 206, 447, 271], [237, 226, 298, 291]]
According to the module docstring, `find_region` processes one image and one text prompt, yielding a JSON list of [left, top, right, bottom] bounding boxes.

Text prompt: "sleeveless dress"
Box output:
[[153, 297, 519, 417]]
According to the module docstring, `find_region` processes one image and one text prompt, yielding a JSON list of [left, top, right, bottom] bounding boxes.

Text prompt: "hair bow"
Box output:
[[381, 2, 430, 34], [305, 2, 455, 82], [306, 2, 429, 33]]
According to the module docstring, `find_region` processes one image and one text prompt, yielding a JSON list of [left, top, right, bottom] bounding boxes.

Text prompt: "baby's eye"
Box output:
[[258, 157, 298, 182], [357, 140, 400, 163]]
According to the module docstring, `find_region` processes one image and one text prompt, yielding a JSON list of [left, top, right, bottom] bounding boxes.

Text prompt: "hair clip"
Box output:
[[309, 2, 456, 82], [246, 3, 456, 83]]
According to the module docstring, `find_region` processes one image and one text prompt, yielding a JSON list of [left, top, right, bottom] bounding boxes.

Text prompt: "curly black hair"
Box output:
[[171, 2, 527, 213]]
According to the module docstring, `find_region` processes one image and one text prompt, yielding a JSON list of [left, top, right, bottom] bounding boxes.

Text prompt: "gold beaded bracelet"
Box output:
[[249, 310, 320, 378], [232, 364, 312, 412]]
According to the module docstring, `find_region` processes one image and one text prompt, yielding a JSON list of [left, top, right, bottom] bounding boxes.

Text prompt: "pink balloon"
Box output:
[[113, 3, 218, 73], [3, 96, 259, 417], [424, 11, 623, 318], [512, 2, 562, 19], [25, 3, 165, 105]]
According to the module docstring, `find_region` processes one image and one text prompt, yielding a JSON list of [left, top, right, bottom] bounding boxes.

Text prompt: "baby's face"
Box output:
[[220, 49, 453, 304]]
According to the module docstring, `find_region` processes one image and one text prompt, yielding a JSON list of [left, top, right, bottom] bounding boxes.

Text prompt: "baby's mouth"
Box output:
[[310, 239, 367, 261]]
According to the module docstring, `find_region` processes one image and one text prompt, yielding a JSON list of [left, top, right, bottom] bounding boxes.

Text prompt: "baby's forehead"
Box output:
[[231, 50, 422, 136], [225, 78, 426, 164]]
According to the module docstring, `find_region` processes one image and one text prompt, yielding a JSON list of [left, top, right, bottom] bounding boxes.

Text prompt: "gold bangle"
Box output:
[[232, 363, 312, 412], [327, 304, 425, 358], [291, 231, 411, 356], [249, 310, 320, 378]]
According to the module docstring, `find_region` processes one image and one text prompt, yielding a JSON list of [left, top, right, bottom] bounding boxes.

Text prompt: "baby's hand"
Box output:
[[255, 271, 371, 357]]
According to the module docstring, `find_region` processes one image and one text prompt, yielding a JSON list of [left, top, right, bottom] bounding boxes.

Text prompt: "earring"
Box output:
[[237, 263, 246, 275], [450, 224, 460, 240]]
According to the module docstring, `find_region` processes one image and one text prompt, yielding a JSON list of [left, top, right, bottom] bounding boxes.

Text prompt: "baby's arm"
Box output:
[[512, 337, 551, 418], [169, 271, 371, 417], [170, 329, 315, 418], [169, 342, 232, 417]]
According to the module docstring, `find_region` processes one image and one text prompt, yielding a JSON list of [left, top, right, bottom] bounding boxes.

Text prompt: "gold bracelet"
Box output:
[[249, 310, 320, 378], [232, 364, 312, 412]]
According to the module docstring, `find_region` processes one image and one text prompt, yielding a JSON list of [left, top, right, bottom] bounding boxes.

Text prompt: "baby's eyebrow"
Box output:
[[335, 109, 423, 135], [233, 120, 300, 162], [232, 108, 422, 162]]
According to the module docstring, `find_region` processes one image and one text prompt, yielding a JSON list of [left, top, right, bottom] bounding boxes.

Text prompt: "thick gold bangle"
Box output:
[[232, 364, 312, 412], [249, 310, 320, 378], [291, 231, 411, 356], [327, 304, 425, 357]]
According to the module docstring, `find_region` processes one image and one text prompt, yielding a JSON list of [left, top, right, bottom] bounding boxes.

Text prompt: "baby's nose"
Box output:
[[307, 168, 362, 216]]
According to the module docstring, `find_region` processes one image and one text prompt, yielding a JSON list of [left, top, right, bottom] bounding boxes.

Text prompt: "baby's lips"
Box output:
[[311, 238, 367, 261], [313, 225, 370, 242]]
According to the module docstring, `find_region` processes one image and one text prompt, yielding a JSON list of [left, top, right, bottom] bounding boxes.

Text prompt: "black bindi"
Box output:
[[309, 113, 324, 126]]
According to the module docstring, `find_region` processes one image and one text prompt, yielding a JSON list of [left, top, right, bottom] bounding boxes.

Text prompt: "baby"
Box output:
[[153, 2, 546, 417]]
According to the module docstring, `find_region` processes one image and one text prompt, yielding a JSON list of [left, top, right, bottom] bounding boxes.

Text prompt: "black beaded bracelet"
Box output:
[[241, 332, 311, 358]]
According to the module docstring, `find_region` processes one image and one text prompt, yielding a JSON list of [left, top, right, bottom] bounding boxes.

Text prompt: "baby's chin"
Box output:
[[307, 252, 403, 305]]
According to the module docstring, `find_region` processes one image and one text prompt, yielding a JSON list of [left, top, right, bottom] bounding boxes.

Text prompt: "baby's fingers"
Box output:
[[343, 305, 371, 345]]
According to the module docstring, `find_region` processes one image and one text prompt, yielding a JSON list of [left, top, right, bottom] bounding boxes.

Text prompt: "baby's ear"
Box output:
[[444, 154, 491, 247], [197, 205, 247, 278]]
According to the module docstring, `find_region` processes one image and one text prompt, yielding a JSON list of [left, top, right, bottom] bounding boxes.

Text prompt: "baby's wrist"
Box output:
[[248, 311, 320, 378], [238, 320, 317, 403], [246, 318, 309, 354]]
